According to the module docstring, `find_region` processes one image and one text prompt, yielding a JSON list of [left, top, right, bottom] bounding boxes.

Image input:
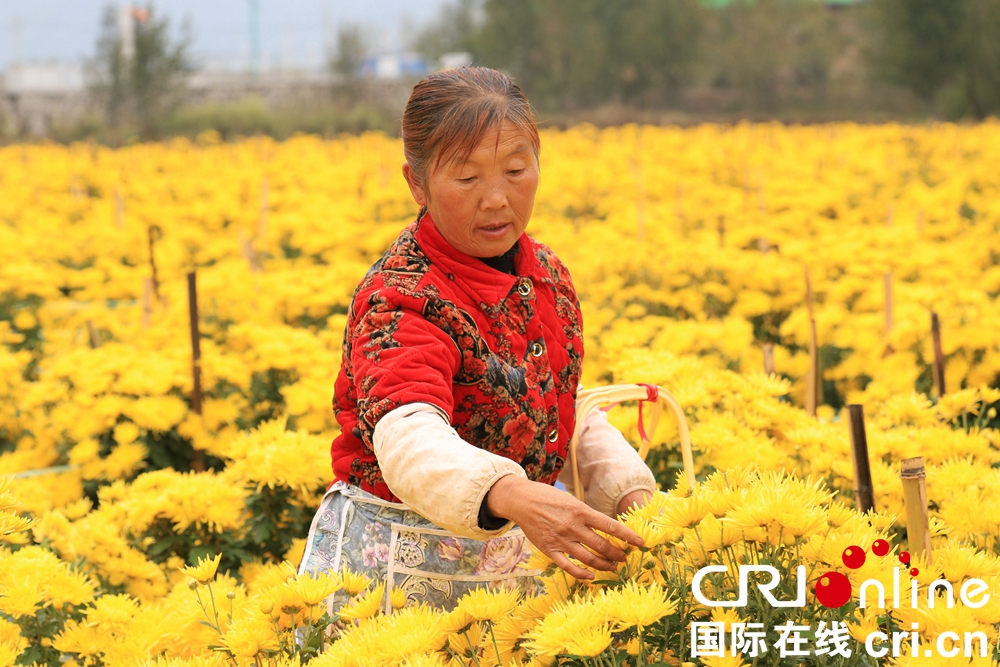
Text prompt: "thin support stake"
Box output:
[[187, 271, 205, 472], [807, 317, 820, 416], [86, 320, 100, 349], [762, 342, 775, 375], [147, 226, 161, 302], [900, 457, 932, 563], [931, 311, 945, 397], [883, 272, 893, 338], [804, 267, 821, 415], [142, 277, 152, 329], [114, 187, 125, 229], [847, 405, 875, 513]]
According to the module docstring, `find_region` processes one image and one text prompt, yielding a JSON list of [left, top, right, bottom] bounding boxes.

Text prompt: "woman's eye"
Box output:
[[508, 169, 524, 176], [458, 176, 476, 184]]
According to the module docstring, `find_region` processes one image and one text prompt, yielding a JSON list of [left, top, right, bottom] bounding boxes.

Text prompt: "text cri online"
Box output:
[[690, 621, 991, 659], [690, 565, 994, 659]]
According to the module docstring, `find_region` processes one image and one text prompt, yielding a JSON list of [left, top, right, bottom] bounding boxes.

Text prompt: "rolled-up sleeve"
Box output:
[[373, 402, 528, 539], [559, 407, 657, 517]]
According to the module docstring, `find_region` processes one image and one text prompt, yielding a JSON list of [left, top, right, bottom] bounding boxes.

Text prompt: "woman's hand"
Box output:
[[484, 475, 645, 580], [617, 489, 653, 517]]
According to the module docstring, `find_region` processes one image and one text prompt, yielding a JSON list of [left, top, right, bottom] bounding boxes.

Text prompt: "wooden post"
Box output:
[[847, 405, 875, 513], [762, 342, 775, 375], [900, 457, 932, 563], [675, 184, 685, 233], [931, 311, 946, 397], [804, 267, 821, 416], [86, 320, 100, 349], [258, 176, 269, 255], [239, 229, 259, 272], [717, 216, 725, 248], [757, 237, 771, 254], [883, 272, 893, 337], [806, 319, 820, 416], [114, 187, 125, 230], [142, 278, 152, 329], [187, 271, 205, 473], [630, 157, 646, 241], [147, 226, 161, 302]]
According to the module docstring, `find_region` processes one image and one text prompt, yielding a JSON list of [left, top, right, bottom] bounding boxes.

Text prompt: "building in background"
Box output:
[[0, 62, 87, 136]]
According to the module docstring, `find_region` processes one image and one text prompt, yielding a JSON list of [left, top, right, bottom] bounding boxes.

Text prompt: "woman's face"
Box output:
[[403, 121, 539, 258]]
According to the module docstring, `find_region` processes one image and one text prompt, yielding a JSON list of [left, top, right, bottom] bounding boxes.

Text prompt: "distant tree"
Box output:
[[330, 25, 368, 81], [705, 0, 836, 113], [88, 4, 192, 138], [414, 0, 480, 63], [866, 0, 1000, 117], [424, 0, 704, 112]]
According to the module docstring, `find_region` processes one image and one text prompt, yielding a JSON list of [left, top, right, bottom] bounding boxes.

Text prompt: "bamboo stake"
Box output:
[[900, 457, 932, 563], [847, 405, 875, 513], [931, 311, 946, 397], [114, 187, 125, 230], [239, 229, 259, 272], [142, 278, 152, 329], [147, 226, 161, 302], [675, 184, 685, 233], [883, 272, 893, 338], [804, 267, 820, 416], [86, 320, 100, 349], [806, 319, 820, 416], [187, 271, 205, 473], [717, 215, 725, 248], [762, 342, 775, 375], [258, 176, 269, 255]]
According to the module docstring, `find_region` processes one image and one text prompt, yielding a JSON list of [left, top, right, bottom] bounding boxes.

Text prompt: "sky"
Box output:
[[0, 0, 452, 72]]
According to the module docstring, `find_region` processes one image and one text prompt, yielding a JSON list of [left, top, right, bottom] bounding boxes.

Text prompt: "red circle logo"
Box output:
[[815, 572, 852, 608]]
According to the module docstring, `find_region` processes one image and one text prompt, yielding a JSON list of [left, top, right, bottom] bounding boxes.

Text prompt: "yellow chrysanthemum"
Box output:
[[338, 582, 384, 622], [293, 571, 341, 607], [180, 553, 221, 585], [598, 580, 677, 631], [457, 586, 521, 622], [340, 568, 373, 596], [390, 586, 408, 610], [563, 623, 613, 657]]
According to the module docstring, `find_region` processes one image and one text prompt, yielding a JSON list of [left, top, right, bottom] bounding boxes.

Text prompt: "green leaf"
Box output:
[[188, 545, 214, 565], [147, 535, 181, 556]]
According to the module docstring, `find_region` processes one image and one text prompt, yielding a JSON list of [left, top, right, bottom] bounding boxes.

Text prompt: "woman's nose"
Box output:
[[479, 177, 509, 210]]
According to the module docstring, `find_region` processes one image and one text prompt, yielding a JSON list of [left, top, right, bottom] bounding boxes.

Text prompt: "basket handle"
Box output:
[[568, 384, 696, 502]]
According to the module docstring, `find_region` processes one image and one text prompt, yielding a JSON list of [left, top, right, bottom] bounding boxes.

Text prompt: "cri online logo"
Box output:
[[692, 539, 991, 610]]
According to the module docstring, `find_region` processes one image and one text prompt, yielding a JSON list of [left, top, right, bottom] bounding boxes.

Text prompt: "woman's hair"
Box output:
[[401, 67, 539, 185]]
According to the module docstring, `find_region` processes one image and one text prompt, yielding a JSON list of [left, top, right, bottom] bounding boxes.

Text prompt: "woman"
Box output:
[[298, 67, 656, 611]]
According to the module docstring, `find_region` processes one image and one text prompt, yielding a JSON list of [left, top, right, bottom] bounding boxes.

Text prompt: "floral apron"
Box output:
[[297, 481, 544, 614]]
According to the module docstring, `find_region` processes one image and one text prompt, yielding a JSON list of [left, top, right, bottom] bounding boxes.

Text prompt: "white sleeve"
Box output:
[[558, 407, 657, 517], [372, 402, 528, 539]]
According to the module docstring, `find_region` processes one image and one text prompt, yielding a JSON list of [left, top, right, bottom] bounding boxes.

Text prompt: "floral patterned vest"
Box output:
[[330, 214, 584, 501]]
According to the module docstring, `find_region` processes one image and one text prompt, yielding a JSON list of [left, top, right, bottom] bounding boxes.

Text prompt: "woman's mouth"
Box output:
[[478, 222, 511, 237]]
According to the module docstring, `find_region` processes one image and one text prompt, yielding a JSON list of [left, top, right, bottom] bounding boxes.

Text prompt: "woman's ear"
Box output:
[[402, 163, 428, 207]]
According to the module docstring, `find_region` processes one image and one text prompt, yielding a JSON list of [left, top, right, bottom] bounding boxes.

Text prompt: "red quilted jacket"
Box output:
[[330, 213, 584, 501]]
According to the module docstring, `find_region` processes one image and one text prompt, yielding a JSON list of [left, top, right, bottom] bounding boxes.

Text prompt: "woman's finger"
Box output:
[[587, 512, 645, 549], [549, 549, 596, 581], [563, 541, 618, 573], [571, 524, 627, 563]]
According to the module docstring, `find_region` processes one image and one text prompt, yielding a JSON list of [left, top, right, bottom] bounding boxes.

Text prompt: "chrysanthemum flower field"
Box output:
[[1, 122, 1000, 666]]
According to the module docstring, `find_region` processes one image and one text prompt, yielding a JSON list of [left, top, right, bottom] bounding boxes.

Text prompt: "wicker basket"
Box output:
[[569, 384, 695, 502]]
